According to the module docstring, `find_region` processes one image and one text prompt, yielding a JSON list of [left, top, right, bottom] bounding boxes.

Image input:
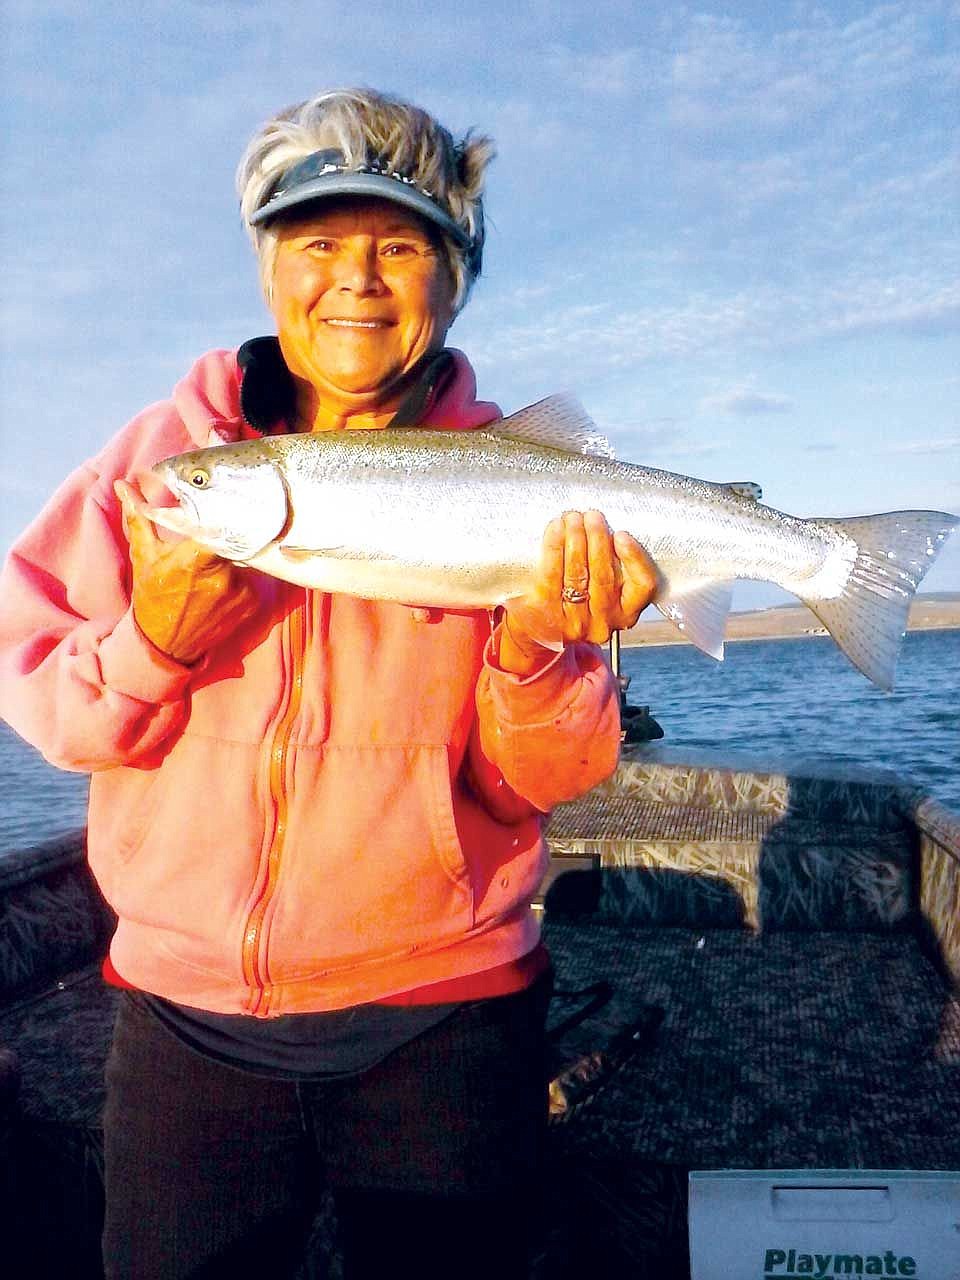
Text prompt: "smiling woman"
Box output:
[[0, 86, 658, 1280], [269, 202, 457, 427]]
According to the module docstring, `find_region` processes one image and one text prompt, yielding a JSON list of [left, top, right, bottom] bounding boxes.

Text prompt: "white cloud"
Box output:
[[663, 438, 733, 459], [668, 16, 831, 133], [458, 258, 960, 396], [699, 386, 794, 416], [665, 3, 945, 138], [882, 436, 960, 456], [589, 415, 732, 464], [815, 281, 960, 340], [543, 44, 661, 96]]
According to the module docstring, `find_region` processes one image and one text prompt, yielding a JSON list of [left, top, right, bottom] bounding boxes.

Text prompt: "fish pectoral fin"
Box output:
[[279, 545, 326, 562], [278, 545, 399, 563], [655, 579, 733, 660]]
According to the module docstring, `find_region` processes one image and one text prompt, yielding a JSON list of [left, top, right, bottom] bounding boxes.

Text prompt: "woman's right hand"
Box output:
[[115, 480, 260, 665]]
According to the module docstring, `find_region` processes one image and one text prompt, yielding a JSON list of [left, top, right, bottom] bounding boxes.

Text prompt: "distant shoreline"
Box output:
[[621, 598, 960, 649]]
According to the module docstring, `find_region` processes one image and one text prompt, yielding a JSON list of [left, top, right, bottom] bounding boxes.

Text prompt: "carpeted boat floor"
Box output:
[[5, 922, 958, 1171], [543, 918, 960, 1172], [3, 922, 958, 1277]]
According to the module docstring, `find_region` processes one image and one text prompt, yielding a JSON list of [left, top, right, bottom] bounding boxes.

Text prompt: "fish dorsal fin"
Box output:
[[655, 578, 734, 660], [491, 394, 616, 459]]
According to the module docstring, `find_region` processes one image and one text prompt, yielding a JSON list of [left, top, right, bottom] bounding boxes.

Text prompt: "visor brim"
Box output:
[[249, 170, 470, 248]]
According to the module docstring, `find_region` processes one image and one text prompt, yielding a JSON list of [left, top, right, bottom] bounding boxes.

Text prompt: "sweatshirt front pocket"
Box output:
[[89, 736, 268, 967], [87, 764, 168, 897], [265, 744, 476, 981]]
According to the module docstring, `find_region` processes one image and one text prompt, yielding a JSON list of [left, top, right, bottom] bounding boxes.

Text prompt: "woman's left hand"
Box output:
[[499, 511, 659, 675]]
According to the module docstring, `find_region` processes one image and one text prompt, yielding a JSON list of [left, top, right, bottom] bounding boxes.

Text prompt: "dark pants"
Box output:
[[102, 975, 552, 1280]]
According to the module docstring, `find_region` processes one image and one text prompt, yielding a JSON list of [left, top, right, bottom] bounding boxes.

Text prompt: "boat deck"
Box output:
[[5, 916, 958, 1277], [545, 918, 960, 1172], [540, 915, 960, 1274], [548, 794, 779, 845], [3, 749, 960, 1277]]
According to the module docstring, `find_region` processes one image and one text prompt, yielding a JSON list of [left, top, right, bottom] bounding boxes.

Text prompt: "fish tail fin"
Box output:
[[802, 511, 957, 691]]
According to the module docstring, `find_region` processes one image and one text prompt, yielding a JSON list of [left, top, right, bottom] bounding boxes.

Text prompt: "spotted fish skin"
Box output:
[[147, 395, 958, 690]]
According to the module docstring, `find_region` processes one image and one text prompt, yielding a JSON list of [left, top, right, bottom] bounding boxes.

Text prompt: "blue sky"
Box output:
[[2, 0, 958, 607]]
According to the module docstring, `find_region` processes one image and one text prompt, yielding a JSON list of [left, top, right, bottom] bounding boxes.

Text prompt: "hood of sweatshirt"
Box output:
[[169, 339, 501, 450]]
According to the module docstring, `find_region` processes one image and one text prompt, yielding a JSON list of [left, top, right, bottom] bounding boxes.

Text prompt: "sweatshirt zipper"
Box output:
[[242, 596, 307, 1015]]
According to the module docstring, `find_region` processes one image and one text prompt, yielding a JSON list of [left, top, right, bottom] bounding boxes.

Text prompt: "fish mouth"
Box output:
[[143, 503, 205, 539], [143, 468, 205, 537], [162, 468, 202, 525], [174, 485, 202, 526]]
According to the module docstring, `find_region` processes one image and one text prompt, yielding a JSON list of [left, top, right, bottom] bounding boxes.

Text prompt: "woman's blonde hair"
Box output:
[[236, 88, 494, 312]]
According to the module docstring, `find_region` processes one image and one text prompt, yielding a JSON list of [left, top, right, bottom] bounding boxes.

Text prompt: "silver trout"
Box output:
[[146, 394, 958, 690]]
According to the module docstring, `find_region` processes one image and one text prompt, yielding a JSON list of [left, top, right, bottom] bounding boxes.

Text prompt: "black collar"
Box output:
[[236, 337, 455, 434]]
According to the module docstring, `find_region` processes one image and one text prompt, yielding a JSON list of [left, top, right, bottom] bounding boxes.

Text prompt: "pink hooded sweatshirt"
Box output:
[[0, 348, 621, 1016]]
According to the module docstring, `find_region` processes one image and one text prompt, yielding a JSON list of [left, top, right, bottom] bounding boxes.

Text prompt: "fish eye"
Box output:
[[189, 468, 210, 489]]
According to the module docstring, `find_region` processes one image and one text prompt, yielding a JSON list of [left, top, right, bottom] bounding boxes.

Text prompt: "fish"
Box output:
[[145, 394, 958, 690]]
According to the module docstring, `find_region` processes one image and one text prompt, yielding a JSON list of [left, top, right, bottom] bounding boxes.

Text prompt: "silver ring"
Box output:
[[562, 586, 589, 605]]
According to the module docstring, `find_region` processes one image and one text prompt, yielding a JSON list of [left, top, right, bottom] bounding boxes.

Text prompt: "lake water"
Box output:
[[620, 627, 960, 812], [1, 628, 958, 856]]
